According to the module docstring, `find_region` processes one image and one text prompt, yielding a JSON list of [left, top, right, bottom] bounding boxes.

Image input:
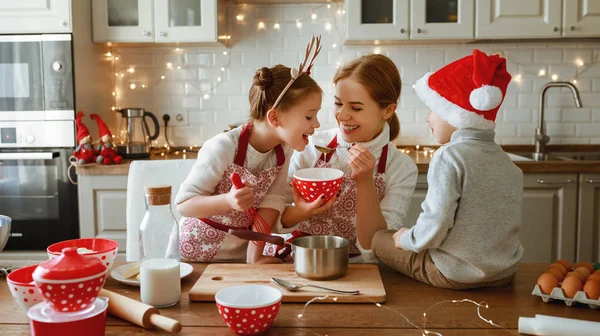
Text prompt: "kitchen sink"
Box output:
[[549, 152, 600, 161], [509, 152, 567, 161]]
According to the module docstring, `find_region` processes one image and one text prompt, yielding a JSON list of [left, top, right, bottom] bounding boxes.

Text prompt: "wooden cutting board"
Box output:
[[189, 263, 386, 303]]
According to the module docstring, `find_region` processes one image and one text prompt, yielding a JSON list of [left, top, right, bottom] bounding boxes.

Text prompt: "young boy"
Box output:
[[372, 49, 524, 289]]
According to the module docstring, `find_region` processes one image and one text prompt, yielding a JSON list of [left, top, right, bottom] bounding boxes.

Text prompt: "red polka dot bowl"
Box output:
[[33, 247, 108, 313], [6, 264, 44, 311], [47, 238, 119, 270], [215, 285, 283, 335], [293, 168, 344, 203]]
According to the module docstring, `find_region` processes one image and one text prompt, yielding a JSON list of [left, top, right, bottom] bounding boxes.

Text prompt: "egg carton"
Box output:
[[532, 284, 600, 309]]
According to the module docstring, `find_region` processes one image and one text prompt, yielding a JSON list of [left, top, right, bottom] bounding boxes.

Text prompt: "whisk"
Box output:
[[230, 172, 271, 245]]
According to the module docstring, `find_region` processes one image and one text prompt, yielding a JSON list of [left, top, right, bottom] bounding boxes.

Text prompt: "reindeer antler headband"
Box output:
[[272, 35, 322, 109]]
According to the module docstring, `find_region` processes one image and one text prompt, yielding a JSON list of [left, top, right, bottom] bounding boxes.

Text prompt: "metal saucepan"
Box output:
[[0, 215, 11, 252], [229, 230, 349, 280]]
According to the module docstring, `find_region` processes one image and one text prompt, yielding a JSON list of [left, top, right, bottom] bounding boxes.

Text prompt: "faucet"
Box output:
[[535, 82, 583, 155]]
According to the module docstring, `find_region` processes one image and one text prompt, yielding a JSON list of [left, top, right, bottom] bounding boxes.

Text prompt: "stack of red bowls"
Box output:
[[27, 247, 110, 336]]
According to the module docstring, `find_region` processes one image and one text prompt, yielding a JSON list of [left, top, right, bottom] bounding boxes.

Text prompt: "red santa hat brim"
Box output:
[[413, 72, 496, 130]]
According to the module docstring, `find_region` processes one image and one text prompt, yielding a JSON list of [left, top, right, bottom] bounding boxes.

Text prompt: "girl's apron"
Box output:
[[265, 135, 388, 260], [179, 122, 285, 262]]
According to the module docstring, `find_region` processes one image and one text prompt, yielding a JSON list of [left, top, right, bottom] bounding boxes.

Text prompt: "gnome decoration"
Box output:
[[90, 113, 123, 165], [73, 111, 96, 164]]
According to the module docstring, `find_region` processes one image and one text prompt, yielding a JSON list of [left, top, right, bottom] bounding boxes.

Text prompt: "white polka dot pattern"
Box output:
[[34, 274, 107, 313], [216, 301, 281, 335]]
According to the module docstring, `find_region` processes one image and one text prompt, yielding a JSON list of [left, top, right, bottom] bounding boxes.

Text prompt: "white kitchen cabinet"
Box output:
[[92, 0, 225, 43], [405, 173, 427, 226], [346, 0, 410, 41], [577, 174, 600, 262], [0, 0, 72, 34], [562, 0, 600, 38], [410, 0, 474, 39], [78, 174, 128, 252], [476, 0, 562, 39]]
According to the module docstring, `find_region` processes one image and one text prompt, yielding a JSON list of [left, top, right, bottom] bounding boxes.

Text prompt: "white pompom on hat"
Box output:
[[413, 49, 512, 130]]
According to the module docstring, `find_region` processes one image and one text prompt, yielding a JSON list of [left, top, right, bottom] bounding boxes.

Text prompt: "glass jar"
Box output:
[[139, 185, 180, 308]]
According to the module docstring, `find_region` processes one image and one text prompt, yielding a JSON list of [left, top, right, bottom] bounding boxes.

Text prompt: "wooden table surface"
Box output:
[[2, 263, 600, 335]]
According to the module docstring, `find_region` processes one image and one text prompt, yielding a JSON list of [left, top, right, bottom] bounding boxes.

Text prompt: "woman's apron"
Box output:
[[179, 122, 285, 262], [265, 135, 388, 260]]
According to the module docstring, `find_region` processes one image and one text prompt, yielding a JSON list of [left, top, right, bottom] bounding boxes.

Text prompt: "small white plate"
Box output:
[[110, 262, 193, 287]]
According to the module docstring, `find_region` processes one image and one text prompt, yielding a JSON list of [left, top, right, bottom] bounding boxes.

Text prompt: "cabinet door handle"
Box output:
[[400, 28, 405, 33], [586, 179, 600, 184], [536, 178, 573, 184], [553, 27, 559, 32], [570, 26, 576, 31], [143, 30, 151, 37], [416, 181, 428, 186], [417, 28, 422, 34], [160, 31, 167, 37], [60, 20, 68, 27]]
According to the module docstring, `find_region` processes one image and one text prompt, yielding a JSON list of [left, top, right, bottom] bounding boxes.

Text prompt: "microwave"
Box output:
[[0, 34, 74, 123]]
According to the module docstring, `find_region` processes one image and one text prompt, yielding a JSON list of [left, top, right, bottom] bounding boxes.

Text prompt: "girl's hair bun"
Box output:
[[253, 67, 273, 89]]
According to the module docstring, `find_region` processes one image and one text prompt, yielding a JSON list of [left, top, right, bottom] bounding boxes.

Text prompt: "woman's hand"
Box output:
[[348, 144, 376, 183], [393, 227, 409, 249], [227, 182, 254, 212], [291, 182, 338, 217]]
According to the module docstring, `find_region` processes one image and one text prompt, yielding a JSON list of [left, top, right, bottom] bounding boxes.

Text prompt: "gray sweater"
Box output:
[[400, 129, 524, 284]]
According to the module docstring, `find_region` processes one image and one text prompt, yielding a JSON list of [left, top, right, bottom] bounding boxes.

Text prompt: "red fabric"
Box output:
[[75, 111, 91, 143], [427, 49, 511, 122], [90, 113, 112, 138]]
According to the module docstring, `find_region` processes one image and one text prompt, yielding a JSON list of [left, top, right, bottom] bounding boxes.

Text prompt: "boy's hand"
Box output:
[[393, 228, 409, 249], [227, 183, 254, 212], [348, 144, 376, 183], [291, 182, 338, 216]]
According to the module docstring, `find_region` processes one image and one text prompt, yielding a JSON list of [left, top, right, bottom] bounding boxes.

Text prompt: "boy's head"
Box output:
[[413, 49, 511, 143], [426, 110, 456, 144]]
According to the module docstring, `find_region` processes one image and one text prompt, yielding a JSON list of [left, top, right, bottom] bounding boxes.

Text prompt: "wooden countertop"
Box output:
[[2, 262, 600, 335], [75, 145, 600, 176]]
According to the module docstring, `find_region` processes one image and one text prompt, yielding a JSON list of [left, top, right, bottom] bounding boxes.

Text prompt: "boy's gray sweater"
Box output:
[[400, 129, 524, 284]]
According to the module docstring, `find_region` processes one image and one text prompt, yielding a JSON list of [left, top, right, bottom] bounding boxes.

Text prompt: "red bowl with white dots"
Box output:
[[215, 285, 283, 336], [293, 168, 344, 203], [33, 247, 108, 313], [47, 238, 119, 270], [6, 264, 44, 311]]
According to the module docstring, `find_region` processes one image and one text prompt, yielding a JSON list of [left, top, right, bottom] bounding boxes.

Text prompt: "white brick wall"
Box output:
[[113, 4, 600, 146]]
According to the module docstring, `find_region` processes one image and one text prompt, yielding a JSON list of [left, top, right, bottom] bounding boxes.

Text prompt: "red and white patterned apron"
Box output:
[[179, 122, 285, 262], [265, 135, 388, 260]]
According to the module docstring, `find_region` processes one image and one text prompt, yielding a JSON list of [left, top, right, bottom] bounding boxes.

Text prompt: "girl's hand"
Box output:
[[227, 183, 254, 212], [348, 144, 376, 183], [393, 227, 409, 249], [291, 182, 338, 217]]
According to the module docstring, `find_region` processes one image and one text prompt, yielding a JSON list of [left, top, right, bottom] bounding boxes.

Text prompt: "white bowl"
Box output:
[[215, 284, 282, 308], [293, 168, 344, 182]]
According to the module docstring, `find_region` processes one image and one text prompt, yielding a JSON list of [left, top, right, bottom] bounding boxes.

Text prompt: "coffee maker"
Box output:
[[116, 108, 159, 158]]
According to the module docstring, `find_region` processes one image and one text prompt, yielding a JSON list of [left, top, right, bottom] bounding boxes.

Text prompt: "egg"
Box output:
[[566, 271, 586, 283], [556, 259, 572, 271], [537, 272, 559, 294], [561, 276, 583, 298], [546, 267, 564, 282], [574, 266, 591, 279], [584, 280, 600, 300], [574, 262, 594, 274], [550, 263, 568, 275], [588, 273, 600, 282]]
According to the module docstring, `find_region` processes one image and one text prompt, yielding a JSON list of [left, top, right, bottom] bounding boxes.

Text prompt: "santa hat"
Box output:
[[90, 114, 112, 138], [75, 111, 91, 142], [413, 49, 512, 130]]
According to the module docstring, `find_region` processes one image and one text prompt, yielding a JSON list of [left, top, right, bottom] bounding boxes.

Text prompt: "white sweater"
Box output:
[[175, 125, 293, 215], [281, 124, 418, 261]]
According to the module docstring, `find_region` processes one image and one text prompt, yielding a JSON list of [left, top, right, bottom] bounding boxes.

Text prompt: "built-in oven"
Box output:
[[0, 34, 78, 251]]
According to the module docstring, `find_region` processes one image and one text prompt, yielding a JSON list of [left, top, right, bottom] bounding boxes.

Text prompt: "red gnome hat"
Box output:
[[90, 114, 112, 138], [76, 111, 91, 142], [413, 49, 512, 129]]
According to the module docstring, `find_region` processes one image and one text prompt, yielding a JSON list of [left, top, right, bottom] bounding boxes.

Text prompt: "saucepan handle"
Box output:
[[228, 229, 286, 246]]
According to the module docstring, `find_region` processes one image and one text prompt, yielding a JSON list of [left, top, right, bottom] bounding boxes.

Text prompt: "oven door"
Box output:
[[0, 35, 44, 120], [0, 149, 78, 250]]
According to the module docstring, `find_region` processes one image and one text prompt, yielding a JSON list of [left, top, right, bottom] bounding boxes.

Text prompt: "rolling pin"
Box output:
[[100, 289, 182, 334]]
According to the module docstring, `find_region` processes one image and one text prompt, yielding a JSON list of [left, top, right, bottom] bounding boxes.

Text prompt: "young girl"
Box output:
[[269, 54, 418, 262], [176, 39, 323, 264]]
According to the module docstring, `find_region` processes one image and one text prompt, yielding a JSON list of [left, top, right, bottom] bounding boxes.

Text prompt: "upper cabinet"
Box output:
[[0, 0, 72, 34], [92, 0, 225, 43], [562, 0, 600, 38], [347, 0, 409, 41], [411, 0, 474, 39], [476, 0, 562, 39]]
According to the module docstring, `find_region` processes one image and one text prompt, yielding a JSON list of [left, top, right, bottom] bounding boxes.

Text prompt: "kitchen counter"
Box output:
[[2, 262, 600, 335], [75, 145, 600, 176]]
